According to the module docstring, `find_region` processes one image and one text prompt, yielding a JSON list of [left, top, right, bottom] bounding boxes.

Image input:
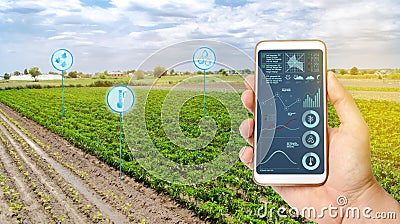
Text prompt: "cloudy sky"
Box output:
[[1, 0, 400, 75]]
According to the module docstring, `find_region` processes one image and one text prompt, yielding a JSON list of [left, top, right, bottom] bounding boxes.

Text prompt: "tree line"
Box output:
[[3, 67, 42, 81], [329, 67, 398, 76]]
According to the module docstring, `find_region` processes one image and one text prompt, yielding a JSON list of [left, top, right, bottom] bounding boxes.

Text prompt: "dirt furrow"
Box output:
[[0, 196, 11, 223], [0, 121, 89, 223], [0, 128, 49, 223], [0, 161, 15, 224], [0, 112, 130, 223], [0, 103, 204, 223]]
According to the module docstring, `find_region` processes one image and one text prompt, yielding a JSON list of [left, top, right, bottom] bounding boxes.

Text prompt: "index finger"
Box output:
[[244, 75, 254, 91]]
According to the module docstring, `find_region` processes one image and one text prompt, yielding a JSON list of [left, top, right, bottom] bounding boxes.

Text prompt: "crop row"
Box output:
[[0, 122, 60, 222], [0, 133, 26, 223], [0, 87, 398, 223], [0, 108, 148, 222], [0, 114, 112, 223]]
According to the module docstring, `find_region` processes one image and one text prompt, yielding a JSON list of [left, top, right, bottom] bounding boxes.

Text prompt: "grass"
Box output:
[[337, 73, 400, 79], [345, 86, 400, 92], [0, 74, 246, 89]]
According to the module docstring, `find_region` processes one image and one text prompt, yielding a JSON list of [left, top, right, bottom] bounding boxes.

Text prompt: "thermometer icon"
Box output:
[[302, 152, 320, 171], [117, 90, 126, 109], [308, 157, 314, 166]]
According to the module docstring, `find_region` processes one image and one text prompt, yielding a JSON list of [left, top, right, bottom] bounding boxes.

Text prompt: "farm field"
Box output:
[[0, 77, 399, 223], [0, 103, 202, 223], [0, 75, 247, 89], [338, 78, 400, 102], [1, 74, 399, 102]]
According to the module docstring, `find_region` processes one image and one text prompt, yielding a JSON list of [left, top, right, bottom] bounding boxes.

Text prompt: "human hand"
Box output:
[[239, 72, 399, 223]]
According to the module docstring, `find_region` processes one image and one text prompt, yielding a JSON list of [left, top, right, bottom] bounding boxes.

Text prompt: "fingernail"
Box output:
[[247, 157, 254, 170], [239, 147, 246, 158]]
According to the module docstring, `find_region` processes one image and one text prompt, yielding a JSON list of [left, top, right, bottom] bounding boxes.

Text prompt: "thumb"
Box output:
[[327, 72, 367, 131]]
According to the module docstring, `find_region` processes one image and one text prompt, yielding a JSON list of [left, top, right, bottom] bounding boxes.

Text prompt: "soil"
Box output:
[[338, 78, 400, 89], [347, 90, 400, 102], [0, 102, 204, 224]]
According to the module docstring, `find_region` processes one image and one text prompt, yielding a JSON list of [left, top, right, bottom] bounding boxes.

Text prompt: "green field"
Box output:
[[0, 86, 398, 223], [0, 75, 246, 89], [345, 86, 400, 92]]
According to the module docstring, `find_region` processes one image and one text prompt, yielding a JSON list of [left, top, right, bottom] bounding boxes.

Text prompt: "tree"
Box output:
[[4, 73, 10, 80], [24, 68, 28, 75], [359, 69, 367, 75], [206, 71, 214, 75], [350, 67, 359, 76], [104, 70, 109, 76], [29, 66, 41, 81], [126, 69, 136, 75], [68, 71, 79, 78], [14, 71, 21, 76], [339, 69, 347, 75], [243, 68, 252, 74], [153, 65, 166, 78], [169, 68, 175, 76], [134, 70, 144, 80]]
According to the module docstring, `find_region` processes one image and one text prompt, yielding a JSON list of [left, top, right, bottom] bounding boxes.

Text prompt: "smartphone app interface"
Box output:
[[257, 50, 324, 174]]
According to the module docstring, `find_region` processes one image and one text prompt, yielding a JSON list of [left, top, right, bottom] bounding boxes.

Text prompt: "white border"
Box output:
[[253, 40, 328, 185]]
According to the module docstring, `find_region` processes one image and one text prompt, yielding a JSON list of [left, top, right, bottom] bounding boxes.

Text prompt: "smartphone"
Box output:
[[254, 40, 328, 185]]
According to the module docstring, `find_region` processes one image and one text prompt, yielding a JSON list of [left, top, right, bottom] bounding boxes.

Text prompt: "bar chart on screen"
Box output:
[[303, 88, 321, 108]]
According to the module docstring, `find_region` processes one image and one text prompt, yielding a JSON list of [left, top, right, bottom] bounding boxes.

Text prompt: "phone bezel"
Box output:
[[253, 40, 328, 186]]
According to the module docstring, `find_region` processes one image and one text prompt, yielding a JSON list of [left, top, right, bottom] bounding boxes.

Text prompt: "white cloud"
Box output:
[[92, 30, 106, 34], [1, 0, 400, 74], [111, 0, 214, 13]]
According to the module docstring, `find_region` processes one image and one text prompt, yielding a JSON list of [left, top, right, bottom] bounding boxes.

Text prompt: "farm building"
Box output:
[[108, 71, 127, 77]]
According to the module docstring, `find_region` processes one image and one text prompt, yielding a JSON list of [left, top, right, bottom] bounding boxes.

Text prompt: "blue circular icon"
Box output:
[[302, 110, 320, 128], [302, 152, 320, 171], [302, 130, 320, 149], [106, 85, 135, 114], [192, 47, 216, 71], [51, 49, 74, 71]]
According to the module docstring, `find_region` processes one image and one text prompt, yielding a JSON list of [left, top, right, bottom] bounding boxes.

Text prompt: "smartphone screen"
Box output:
[[256, 49, 325, 175]]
